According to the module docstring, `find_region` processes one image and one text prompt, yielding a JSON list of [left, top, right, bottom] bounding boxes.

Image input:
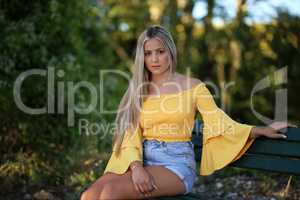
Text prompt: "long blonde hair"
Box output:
[[113, 25, 177, 155]]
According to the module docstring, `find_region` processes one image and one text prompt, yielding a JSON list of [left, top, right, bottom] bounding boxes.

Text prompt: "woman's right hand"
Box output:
[[130, 162, 158, 197]]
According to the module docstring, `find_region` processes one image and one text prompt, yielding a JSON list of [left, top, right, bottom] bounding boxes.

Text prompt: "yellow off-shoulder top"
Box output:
[[103, 83, 255, 176]]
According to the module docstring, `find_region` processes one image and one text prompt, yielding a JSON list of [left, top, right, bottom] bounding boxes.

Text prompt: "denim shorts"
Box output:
[[143, 139, 197, 194]]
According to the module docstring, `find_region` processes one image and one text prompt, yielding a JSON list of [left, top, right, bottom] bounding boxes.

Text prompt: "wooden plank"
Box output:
[[191, 134, 202, 161], [230, 153, 300, 175], [192, 121, 300, 142], [193, 148, 202, 162], [191, 135, 202, 147], [155, 196, 182, 200], [155, 193, 202, 200], [191, 134, 300, 158], [285, 127, 300, 141], [192, 120, 203, 136], [246, 139, 300, 157], [183, 193, 203, 199]]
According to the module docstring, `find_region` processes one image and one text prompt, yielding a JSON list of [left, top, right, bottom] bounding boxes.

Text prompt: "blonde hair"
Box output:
[[113, 25, 177, 155]]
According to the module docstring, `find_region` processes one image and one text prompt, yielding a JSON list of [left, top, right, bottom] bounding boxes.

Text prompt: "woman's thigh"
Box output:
[[100, 165, 186, 199], [81, 172, 120, 200]]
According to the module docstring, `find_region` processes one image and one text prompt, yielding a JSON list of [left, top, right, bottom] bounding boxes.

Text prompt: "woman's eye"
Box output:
[[159, 50, 165, 54], [145, 52, 150, 56]]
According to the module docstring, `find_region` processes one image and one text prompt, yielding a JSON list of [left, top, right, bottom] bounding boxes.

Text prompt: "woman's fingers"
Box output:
[[141, 182, 150, 192], [149, 173, 158, 190], [137, 185, 147, 198], [281, 122, 298, 129], [268, 129, 287, 139], [140, 182, 152, 197], [131, 169, 155, 196], [133, 181, 144, 194], [133, 183, 141, 194], [270, 122, 286, 130], [133, 172, 156, 196], [140, 172, 157, 196], [274, 132, 287, 139], [140, 183, 147, 193], [287, 123, 298, 128], [271, 121, 298, 130], [151, 179, 158, 190]]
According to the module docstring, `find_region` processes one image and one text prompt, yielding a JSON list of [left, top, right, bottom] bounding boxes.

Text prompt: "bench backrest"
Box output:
[[191, 120, 300, 175]]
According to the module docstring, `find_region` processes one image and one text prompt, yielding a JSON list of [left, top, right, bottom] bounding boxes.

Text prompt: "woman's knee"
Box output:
[[80, 173, 118, 200], [80, 187, 100, 200], [80, 189, 93, 200], [80, 184, 103, 200], [99, 181, 120, 199]]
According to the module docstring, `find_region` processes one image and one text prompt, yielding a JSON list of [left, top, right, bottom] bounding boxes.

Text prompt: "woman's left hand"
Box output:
[[251, 122, 297, 139]]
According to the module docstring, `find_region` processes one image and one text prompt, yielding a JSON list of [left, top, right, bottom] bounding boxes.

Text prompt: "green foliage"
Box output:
[[0, 0, 299, 199], [0, 0, 117, 195]]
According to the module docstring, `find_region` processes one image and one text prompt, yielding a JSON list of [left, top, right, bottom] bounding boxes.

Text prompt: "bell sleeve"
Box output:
[[103, 126, 143, 175], [193, 83, 255, 176]]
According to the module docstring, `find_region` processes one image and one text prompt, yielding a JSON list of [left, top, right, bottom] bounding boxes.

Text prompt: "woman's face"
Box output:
[[144, 37, 170, 75]]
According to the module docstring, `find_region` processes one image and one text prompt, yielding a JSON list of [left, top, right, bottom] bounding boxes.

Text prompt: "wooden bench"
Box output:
[[156, 120, 300, 200]]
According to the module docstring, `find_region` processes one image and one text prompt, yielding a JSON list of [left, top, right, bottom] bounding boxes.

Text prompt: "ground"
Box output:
[[192, 168, 300, 200], [2, 168, 299, 200]]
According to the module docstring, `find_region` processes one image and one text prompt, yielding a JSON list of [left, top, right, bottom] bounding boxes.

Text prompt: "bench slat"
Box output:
[[284, 127, 300, 141], [230, 153, 300, 175], [191, 122, 300, 162], [191, 135, 202, 161], [155, 122, 300, 199], [156, 193, 202, 200], [246, 139, 300, 157], [192, 121, 300, 143]]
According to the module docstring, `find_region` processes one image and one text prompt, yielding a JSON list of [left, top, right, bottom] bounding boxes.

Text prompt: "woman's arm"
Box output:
[[250, 122, 297, 139], [193, 83, 297, 175]]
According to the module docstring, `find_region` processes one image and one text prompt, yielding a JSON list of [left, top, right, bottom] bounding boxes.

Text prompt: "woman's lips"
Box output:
[[151, 65, 160, 68]]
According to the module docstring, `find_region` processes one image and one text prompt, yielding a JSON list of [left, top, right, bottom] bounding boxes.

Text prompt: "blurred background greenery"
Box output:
[[0, 0, 299, 199]]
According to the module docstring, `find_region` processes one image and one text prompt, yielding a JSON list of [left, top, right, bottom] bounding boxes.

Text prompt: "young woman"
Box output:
[[81, 25, 292, 200]]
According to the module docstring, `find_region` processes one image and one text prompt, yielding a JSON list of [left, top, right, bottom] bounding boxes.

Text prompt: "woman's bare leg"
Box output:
[[99, 165, 186, 199], [80, 172, 120, 200]]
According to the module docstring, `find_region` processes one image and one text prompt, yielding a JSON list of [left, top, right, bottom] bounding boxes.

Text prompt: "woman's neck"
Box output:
[[151, 71, 175, 86]]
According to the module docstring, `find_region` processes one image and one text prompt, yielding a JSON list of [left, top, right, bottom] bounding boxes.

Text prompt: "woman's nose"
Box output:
[[151, 52, 159, 62]]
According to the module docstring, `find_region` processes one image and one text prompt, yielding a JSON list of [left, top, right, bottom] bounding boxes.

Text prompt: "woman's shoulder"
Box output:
[[175, 73, 203, 90]]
